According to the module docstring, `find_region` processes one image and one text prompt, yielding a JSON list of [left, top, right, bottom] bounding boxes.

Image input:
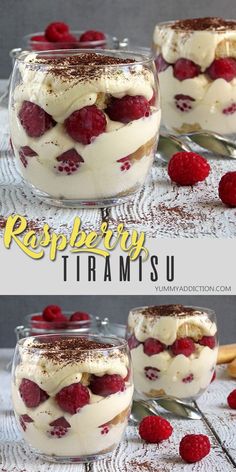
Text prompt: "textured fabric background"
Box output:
[[1, 0, 236, 76]]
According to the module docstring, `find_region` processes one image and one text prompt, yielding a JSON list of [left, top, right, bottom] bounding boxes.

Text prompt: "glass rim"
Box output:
[[25, 311, 94, 325], [155, 18, 236, 32], [16, 48, 155, 67], [16, 332, 128, 351], [129, 304, 216, 317], [23, 31, 110, 46]]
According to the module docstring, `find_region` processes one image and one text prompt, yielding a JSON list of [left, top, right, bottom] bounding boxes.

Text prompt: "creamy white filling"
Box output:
[[131, 344, 217, 398], [128, 309, 217, 344], [12, 383, 133, 456], [159, 67, 236, 133], [153, 24, 236, 69]]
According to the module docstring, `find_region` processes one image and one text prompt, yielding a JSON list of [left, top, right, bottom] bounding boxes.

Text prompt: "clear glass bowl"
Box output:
[[9, 48, 160, 208], [127, 304, 218, 400], [23, 31, 116, 51], [153, 18, 236, 136], [12, 333, 133, 463]]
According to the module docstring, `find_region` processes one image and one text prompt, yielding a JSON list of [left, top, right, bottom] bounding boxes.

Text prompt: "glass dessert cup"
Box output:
[[12, 334, 133, 463], [9, 49, 161, 208], [127, 304, 218, 401], [153, 17, 236, 136]]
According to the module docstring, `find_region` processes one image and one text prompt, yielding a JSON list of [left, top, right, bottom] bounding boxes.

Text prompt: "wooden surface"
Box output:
[[1, 79, 236, 238], [1, 348, 236, 471]]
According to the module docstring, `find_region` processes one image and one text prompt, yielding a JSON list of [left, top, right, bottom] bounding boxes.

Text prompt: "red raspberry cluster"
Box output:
[[31, 22, 106, 49], [31, 304, 91, 329]]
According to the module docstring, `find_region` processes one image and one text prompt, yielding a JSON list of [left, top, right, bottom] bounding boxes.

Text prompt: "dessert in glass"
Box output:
[[153, 17, 236, 135], [12, 334, 133, 463], [9, 49, 160, 207], [127, 304, 218, 400]]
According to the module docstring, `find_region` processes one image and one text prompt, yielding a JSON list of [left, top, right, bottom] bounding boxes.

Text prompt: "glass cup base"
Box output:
[[31, 448, 113, 464], [31, 185, 138, 208]]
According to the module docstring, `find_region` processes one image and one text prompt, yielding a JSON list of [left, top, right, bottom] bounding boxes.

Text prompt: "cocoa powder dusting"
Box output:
[[139, 304, 202, 317], [171, 17, 236, 31]]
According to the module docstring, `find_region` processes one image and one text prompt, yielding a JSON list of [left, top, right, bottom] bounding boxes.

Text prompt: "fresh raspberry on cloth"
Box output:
[[179, 434, 211, 463], [79, 30, 106, 42], [173, 58, 201, 81], [143, 338, 165, 356], [19, 101, 55, 138], [168, 152, 210, 185], [45, 22, 69, 42], [65, 106, 106, 144], [219, 171, 236, 207], [19, 379, 48, 408], [206, 58, 236, 82], [139, 415, 173, 443], [171, 337, 195, 357], [106, 95, 150, 123], [227, 389, 236, 409], [56, 383, 90, 414], [90, 374, 125, 396]]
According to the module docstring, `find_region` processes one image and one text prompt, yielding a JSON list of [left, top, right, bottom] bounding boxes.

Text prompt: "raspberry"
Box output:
[[223, 103, 236, 115], [49, 417, 71, 437], [19, 379, 48, 408], [219, 171, 236, 207], [106, 95, 150, 123], [199, 336, 216, 349], [173, 58, 201, 81], [19, 146, 38, 168], [45, 22, 69, 42], [19, 414, 33, 431], [31, 35, 47, 42], [117, 156, 132, 172], [60, 33, 77, 44], [56, 383, 90, 414], [179, 434, 211, 463], [79, 30, 106, 42], [42, 305, 65, 322], [182, 373, 194, 383], [30, 35, 53, 51], [168, 152, 210, 186], [175, 94, 195, 112], [31, 314, 49, 330], [128, 335, 140, 350], [55, 149, 84, 175], [139, 416, 173, 443], [149, 91, 157, 106], [65, 106, 106, 144], [70, 311, 90, 322], [171, 338, 195, 357], [144, 366, 159, 381], [90, 374, 125, 396], [143, 338, 165, 356], [19, 101, 56, 138], [206, 58, 236, 82], [100, 424, 110, 435], [227, 389, 236, 409], [155, 54, 169, 73]]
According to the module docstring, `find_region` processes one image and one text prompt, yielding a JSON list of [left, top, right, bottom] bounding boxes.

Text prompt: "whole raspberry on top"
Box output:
[[45, 22, 69, 42], [42, 304, 66, 322], [106, 95, 150, 123], [179, 434, 211, 463], [219, 171, 236, 207], [168, 152, 210, 186], [79, 30, 106, 42], [89, 374, 125, 396], [139, 415, 173, 443], [227, 389, 236, 409], [65, 106, 106, 144], [171, 337, 195, 357]]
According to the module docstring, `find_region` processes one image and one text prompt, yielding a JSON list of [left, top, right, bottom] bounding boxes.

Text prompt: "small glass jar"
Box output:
[[153, 17, 236, 135], [23, 31, 117, 52], [9, 49, 160, 208], [15, 311, 109, 340], [12, 334, 133, 463], [127, 304, 218, 400]]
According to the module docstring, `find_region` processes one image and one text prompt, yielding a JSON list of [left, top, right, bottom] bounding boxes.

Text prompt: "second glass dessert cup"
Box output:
[[9, 49, 161, 208], [127, 304, 218, 401], [11, 333, 133, 463]]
